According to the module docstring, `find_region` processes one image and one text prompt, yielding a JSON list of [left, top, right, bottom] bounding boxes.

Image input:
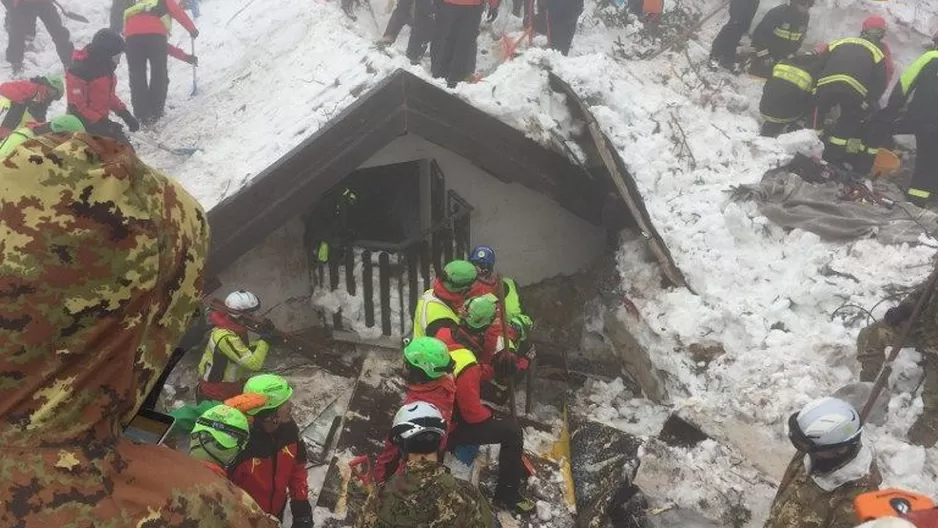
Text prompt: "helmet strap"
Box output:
[[194, 434, 238, 469]]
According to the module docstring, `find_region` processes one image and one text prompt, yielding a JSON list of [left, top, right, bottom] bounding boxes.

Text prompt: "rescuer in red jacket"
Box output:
[[0, 74, 62, 139], [123, 0, 199, 126], [431, 0, 500, 87], [5, 0, 73, 73], [373, 337, 457, 484], [66, 29, 140, 146], [230, 374, 314, 528]]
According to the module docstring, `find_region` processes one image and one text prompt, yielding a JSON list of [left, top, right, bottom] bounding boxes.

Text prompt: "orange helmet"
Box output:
[[854, 489, 935, 523]]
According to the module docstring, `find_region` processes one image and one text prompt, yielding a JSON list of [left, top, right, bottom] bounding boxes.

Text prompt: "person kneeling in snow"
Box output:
[[230, 374, 314, 528], [358, 401, 496, 528], [373, 337, 457, 484], [0, 132, 277, 527], [764, 397, 881, 528]]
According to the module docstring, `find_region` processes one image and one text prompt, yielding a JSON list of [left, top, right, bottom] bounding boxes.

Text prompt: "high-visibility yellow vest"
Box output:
[[0, 126, 35, 158], [0, 97, 37, 130], [124, 0, 174, 33], [412, 289, 458, 339], [773, 63, 814, 93], [451, 348, 478, 377], [816, 38, 885, 98], [198, 327, 269, 383]]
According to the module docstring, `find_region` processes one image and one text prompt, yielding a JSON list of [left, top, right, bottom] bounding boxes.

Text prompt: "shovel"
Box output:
[[190, 38, 198, 97], [52, 1, 89, 23]]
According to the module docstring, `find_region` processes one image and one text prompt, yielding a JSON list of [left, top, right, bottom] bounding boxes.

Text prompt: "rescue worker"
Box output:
[[764, 397, 882, 528], [188, 404, 251, 477], [123, 0, 200, 126], [412, 259, 478, 339], [374, 337, 456, 484], [197, 290, 271, 403], [0, 133, 277, 527], [66, 29, 140, 145], [379, 0, 434, 64], [0, 74, 63, 138], [0, 114, 85, 158], [709, 0, 760, 71], [879, 43, 938, 206], [759, 51, 825, 137], [358, 401, 496, 527], [747, 0, 812, 78], [430, 0, 499, 87], [467, 245, 535, 356], [543, 0, 584, 56], [230, 374, 314, 528], [446, 328, 534, 514], [813, 16, 890, 174], [856, 280, 938, 447], [5, 0, 73, 73]]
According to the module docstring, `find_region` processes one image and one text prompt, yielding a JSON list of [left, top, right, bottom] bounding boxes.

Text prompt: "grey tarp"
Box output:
[[732, 169, 938, 245]]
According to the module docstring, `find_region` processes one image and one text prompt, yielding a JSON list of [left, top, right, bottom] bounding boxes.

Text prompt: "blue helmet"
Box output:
[[469, 246, 496, 273]]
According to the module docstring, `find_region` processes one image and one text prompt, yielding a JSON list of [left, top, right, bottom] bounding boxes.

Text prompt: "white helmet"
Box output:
[[794, 397, 862, 448], [856, 519, 917, 528], [225, 290, 260, 312], [391, 401, 446, 444]]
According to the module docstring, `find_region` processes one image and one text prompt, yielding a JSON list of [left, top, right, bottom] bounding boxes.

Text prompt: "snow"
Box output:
[[7, 0, 938, 525]]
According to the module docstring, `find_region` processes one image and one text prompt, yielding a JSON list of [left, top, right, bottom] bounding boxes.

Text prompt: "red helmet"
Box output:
[[862, 16, 887, 32]]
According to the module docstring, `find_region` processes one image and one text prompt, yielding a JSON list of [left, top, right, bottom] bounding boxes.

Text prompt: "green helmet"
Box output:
[[42, 74, 64, 99], [190, 404, 250, 450], [243, 374, 294, 416], [464, 294, 497, 330], [404, 337, 454, 379], [509, 314, 534, 339], [48, 114, 85, 133], [441, 260, 477, 293]]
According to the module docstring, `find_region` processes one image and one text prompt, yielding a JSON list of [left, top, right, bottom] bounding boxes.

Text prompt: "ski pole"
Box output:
[[190, 37, 198, 97], [496, 279, 518, 420], [860, 262, 938, 424]]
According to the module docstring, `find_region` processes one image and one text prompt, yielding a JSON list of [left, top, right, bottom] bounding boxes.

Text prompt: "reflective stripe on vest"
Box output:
[[899, 50, 938, 97], [451, 348, 478, 377], [199, 328, 239, 382], [909, 188, 931, 199], [773, 63, 814, 92], [816, 74, 868, 98], [124, 0, 173, 32], [828, 38, 885, 64], [773, 27, 803, 41], [412, 289, 458, 338], [503, 277, 522, 320]]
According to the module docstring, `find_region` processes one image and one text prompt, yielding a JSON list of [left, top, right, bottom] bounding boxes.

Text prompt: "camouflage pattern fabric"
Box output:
[[855, 284, 938, 447], [0, 134, 279, 528], [764, 452, 881, 528], [358, 459, 496, 528]]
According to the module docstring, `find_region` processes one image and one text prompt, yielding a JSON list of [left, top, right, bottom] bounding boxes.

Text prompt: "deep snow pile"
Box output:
[[5, 0, 938, 525]]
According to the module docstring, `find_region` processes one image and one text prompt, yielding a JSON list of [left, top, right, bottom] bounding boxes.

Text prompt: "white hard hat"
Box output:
[[391, 401, 446, 443], [224, 290, 260, 312], [795, 397, 862, 447]]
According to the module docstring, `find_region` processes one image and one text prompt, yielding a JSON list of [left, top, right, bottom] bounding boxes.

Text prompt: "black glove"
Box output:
[[884, 304, 914, 327], [493, 352, 518, 378], [186, 54, 199, 66], [290, 500, 313, 528], [117, 109, 140, 132], [486, 2, 498, 22], [191, 28, 200, 39]]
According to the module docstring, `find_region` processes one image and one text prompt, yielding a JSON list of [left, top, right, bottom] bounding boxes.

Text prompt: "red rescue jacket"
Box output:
[[66, 49, 127, 124], [372, 376, 457, 483], [229, 421, 310, 518], [124, 0, 197, 38], [0, 79, 53, 137], [453, 362, 491, 424]]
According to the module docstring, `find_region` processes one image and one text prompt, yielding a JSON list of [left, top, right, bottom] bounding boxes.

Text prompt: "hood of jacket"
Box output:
[[432, 278, 467, 310], [0, 133, 209, 449]]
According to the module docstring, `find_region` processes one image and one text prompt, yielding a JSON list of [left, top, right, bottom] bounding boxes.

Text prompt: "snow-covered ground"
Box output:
[[5, 0, 938, 525]]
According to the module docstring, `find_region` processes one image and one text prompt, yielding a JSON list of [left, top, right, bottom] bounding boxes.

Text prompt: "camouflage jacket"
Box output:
[[764, 444, 882, 528], [357, 459, 496, 528], [0, 135, 279, 528], [893, 279, 938, 351]]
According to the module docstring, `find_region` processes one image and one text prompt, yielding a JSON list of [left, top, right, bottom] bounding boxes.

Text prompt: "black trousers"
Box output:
[[431, 3, 483, 87], [3, 0, 35, 38], [906, 130, 938, 202], [385, 0, 433, 62], [710, 0, 759, 62], [545, 4, 581, 56], [814, 84, 871, 171], [384, 0, 414, 40], [127, 34, 170, 124], [6, 1, 72, 66], [448, 417, 525, 501]]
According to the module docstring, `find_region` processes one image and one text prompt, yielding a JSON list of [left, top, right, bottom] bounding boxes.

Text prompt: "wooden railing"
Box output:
[[313, 190, 471, 337]]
